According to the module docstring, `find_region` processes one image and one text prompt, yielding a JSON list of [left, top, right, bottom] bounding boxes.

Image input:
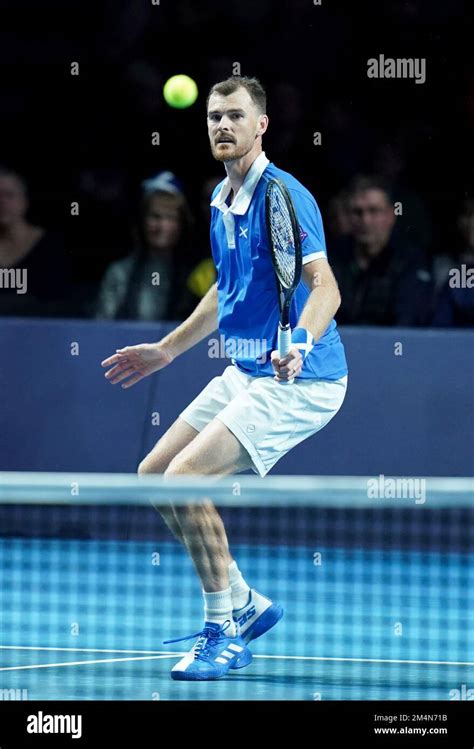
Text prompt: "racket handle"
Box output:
[[277, 325, 294, 384], [278, 325, 291, 357]]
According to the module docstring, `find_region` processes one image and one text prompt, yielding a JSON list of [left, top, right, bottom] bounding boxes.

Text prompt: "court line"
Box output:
[[252, 654, 474, 667], [0, 654, 177, 672], [1, 646, 473, 671], [0, 645, 173, 655]]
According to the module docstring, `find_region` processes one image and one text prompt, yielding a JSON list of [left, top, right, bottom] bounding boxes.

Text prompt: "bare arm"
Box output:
[[101, 283, 219, 388], [298, 258, 341, 341], [160, 282, 218, 358], [271, 257, 341, 381]]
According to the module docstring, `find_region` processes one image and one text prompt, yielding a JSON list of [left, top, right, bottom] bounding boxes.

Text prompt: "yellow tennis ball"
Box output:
[[163, 75, 198, 109]]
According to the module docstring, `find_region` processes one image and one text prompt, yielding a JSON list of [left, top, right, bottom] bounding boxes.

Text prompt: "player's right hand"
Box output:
[[101, 342, 174, 389]]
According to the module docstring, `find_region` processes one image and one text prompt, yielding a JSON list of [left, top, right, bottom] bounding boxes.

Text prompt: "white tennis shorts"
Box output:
[[179, 364, 348, 477]]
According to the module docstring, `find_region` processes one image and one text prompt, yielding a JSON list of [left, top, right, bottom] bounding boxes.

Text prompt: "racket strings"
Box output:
[[268, 186, 297, 287]]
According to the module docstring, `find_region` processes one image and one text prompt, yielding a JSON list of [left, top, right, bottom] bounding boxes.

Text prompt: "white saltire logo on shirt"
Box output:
[[296, 330, 314, 359], [239, 226, 248, 239]]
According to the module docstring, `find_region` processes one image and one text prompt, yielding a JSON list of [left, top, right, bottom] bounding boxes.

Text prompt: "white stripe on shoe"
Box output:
[[171, 653, 195, 672]]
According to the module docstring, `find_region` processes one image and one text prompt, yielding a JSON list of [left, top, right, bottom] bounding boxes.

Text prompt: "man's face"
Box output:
[[0, 176, 27, 227], [348, 188, 395, 250], [207, 87, 265, 162], [144, 195, 181, 250]]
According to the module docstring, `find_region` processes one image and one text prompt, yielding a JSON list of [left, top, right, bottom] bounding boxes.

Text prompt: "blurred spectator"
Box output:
[[95, 172, 195, 321], [432, 198, 474, 327], [326, 189, 351, 244], [183, 175, 220, 304], [0, 167, 71, 317], [372, 141, 433, 252], [331, 175, 432, 326], [70, 167, 130, 316]]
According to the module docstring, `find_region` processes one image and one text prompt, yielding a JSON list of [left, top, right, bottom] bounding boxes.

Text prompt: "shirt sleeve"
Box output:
[[289, 189, 327, 264]]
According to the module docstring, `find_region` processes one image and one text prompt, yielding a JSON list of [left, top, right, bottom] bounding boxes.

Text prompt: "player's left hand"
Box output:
[[271, 347, 303, 382]]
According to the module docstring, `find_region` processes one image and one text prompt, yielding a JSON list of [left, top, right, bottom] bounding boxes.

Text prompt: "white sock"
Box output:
[[228, 560, 251, 610], [203, 587, 236, 636]]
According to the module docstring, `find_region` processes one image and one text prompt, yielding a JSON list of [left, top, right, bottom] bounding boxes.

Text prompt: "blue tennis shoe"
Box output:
[[165, 620, 252, 681], [232, 589, 284, 645]]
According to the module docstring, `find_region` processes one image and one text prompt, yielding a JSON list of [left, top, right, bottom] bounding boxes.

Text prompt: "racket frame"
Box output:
[[265, 178, 303, 379]]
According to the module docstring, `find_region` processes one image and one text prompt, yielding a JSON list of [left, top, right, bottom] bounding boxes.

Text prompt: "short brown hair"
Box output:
[[207, 76, 266, 114], [347, 174, 394, 204]]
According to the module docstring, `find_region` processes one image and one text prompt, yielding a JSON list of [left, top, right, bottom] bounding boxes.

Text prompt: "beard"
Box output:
[[210, 136, 255, 163]]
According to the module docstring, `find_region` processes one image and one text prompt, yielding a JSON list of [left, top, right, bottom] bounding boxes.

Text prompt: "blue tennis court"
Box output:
[[1, 474, 473, 701]]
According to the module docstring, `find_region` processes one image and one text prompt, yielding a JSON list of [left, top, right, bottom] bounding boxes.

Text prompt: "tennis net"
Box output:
[[0, 472, 473, 700]]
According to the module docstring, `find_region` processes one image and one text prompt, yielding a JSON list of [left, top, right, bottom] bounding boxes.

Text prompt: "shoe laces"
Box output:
[[163, 620, 232, 660]]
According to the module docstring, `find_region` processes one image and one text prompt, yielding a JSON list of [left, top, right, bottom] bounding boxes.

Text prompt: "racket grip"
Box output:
[[277, 326, 294, 384], [278, 325, 292, 358]]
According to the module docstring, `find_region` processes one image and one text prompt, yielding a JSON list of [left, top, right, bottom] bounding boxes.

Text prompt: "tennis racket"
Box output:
[[265, 178, 303, 383]]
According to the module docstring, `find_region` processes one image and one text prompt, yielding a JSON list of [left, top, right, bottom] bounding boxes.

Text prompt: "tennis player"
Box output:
[[101, 76, 348, 681]]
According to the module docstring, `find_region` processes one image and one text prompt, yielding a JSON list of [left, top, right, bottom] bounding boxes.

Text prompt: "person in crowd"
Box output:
[[95, 172, 195, 321], [183, 175, 221, 304], [372, 141, 433, 253], [331, 175, 432, 326], [326, 188, 352, 245], [432, 197, 474, 327], [0, 167, 70, 317]]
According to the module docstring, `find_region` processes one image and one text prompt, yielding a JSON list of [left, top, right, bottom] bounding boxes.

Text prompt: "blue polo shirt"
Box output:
[[210, 152, 347, 380]]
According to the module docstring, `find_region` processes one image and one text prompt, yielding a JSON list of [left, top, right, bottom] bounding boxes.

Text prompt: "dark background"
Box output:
[[1, 0, 472, 289]]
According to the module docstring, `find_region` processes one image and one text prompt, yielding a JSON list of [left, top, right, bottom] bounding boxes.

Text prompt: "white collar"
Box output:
[[210, 152, 270, 216]]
